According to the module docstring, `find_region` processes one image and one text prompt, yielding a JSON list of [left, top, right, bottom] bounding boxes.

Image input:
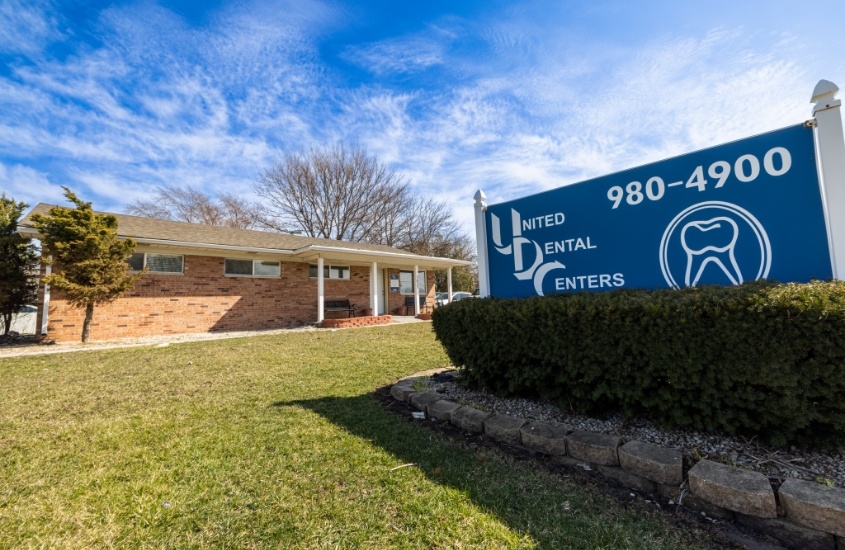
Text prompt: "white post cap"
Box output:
[[812, 79, 841, 115]]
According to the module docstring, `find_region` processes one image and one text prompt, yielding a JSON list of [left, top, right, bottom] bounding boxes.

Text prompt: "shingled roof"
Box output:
[[18, 203, 470, 269]]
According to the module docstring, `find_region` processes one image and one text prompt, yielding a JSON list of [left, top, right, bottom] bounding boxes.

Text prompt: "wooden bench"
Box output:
[[404, 296, 431, 315], [324, 298, 356, 318]]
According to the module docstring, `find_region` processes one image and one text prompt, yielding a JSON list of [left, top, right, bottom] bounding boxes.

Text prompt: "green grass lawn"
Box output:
[[0, 324, 720, 549]]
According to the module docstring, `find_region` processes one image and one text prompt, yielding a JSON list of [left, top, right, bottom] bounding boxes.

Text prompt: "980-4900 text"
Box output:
[[606, 147, 792, 209]]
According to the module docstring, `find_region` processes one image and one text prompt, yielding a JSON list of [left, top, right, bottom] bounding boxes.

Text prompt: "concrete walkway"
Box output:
[[0, 316, 427, 359]]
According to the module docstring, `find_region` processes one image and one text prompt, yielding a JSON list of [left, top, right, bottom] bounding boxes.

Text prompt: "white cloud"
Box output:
[[0, 0, 64, 55], [316, 21, 839, 241], [0, 162, 65, 207], [341, 23, 460, 76], [0, 0, 336, 211], [1, 0, 843, 244]]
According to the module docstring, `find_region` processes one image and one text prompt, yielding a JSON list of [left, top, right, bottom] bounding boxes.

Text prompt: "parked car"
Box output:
[[435, 291, 473, 306]]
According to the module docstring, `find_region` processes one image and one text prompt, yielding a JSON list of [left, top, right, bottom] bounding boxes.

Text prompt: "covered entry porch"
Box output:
[[289, 243, 471, 324]]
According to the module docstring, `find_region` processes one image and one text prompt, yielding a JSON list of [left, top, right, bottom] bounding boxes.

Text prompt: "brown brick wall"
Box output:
[[39, 257, 378, 342], [36, 256, 440, 342]]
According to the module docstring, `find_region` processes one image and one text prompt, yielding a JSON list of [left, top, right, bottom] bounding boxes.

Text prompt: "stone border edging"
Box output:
[[391, 376, 845, 550]]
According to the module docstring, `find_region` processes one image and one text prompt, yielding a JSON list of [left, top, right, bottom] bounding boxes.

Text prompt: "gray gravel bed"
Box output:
[[420, 375, 845, 488]]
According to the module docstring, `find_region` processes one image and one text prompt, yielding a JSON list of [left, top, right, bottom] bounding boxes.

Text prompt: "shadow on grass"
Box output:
[[272, 391, 714, 549]]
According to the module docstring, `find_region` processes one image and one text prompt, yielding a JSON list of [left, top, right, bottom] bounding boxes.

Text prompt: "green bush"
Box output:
[[431, 281, 845, 449]]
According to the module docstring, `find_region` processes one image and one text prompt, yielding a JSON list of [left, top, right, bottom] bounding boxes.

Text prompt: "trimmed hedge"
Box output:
[[431, 281, 845, 449]]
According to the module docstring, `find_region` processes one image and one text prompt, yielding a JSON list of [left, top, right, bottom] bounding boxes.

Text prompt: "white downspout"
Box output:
[[370, 261, 378, 315], [413, 265, 420, 316], [317, 257, 325, 324], [40, 262, 51, 336]]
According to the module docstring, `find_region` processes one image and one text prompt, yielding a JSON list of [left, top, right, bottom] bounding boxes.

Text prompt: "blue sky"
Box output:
[[2, 0, 844, 234]]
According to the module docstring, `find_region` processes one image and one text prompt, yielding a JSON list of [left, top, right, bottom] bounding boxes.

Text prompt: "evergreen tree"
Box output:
[[31, 188, 143, 342], [0, 195, 39, 335]]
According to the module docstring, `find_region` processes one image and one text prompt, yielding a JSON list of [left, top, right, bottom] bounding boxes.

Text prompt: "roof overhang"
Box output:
[[16, 226, 39, 239], [132, 237, 295, 257], [18, 226, 472, 270], [290, 244, 471, 269]]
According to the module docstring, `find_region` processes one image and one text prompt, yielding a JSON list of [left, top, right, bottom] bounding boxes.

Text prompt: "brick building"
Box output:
[[19, 204, 470, 342]]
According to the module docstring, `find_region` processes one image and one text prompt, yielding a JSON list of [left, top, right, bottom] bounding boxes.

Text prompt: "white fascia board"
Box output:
[[131, 238, 296, 256], [18, 226, 297, 257], [16, 226, 39, 238], [293, 244, 472, 268]]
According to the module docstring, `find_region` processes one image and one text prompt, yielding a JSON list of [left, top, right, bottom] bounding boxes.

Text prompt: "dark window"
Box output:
[[399, 271, 426, 294], [126, 253, 145, 271], [146, 254, 183, 274], [225, 259, 253, 275], [309, 264, 349, 280]]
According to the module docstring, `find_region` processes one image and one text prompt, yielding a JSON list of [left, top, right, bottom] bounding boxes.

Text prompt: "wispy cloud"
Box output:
[[0, 0, 338, 210], [0, 162, 65, 206], [0, 0, 842, 238], [0, 0, 64, 56], [341, 22, 460, 76], [335, 20, 829, 230]]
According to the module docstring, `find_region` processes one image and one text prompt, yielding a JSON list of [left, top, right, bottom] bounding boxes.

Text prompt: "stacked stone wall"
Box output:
[[394, 376, 845, 549]]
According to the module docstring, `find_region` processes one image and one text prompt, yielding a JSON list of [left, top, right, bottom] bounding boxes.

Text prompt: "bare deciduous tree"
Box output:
[[398, 197, 468, 255], [398, 197, 477, 291], [256, 142, 477, 290], [256, 144, 412, 241], [126, 185, 263, 229]]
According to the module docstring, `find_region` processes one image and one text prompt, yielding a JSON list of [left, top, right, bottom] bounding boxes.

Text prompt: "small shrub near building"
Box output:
[[432, 280, 845, 449]]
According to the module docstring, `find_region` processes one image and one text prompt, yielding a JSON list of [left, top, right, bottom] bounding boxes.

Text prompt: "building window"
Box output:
[[225, 259, 281, 277], [399, 270, 426, 294], [126, 253, 184, 274], [309, 264, 350, 280], [147, 254, 183, 274], [126, 253, 145, 271], [253, 261, 282, 277]]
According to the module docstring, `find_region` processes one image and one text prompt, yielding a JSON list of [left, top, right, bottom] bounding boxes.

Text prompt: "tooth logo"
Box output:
[[681, 217, 742, 287], [660, 202, 771, 289]]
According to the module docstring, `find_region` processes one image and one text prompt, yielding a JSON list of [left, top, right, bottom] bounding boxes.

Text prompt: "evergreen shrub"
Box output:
[[431, 281, 845, 449]]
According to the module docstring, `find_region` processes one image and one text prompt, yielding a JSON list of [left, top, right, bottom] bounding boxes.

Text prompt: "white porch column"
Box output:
[[812, 79, 845, 279], [317, 257, 325, 323], [447, 267, 453, 303], [474, 190, 490, 297], [413, 264, 420, 316], [370, 261, 378, 315]]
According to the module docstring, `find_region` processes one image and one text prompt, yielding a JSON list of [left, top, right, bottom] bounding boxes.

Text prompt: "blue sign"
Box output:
[[486, 124, 832, 298]]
